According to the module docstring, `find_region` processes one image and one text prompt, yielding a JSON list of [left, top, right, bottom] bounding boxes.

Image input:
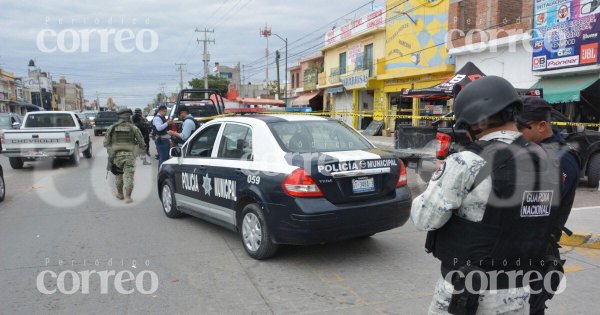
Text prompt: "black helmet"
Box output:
[[454, 76, 522, 129], [134, 108, 142, 114]]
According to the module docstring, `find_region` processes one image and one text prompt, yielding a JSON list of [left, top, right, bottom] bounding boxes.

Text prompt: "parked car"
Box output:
[[93, 111, 118, 136], [0, 113, 24, 152], [74, 112, 92, 129], [158, 115, 411, 259], [1, 111, 92, 169]]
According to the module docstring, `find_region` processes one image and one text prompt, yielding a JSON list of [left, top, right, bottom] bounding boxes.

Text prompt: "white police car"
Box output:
[[158, 115, 411, 259]]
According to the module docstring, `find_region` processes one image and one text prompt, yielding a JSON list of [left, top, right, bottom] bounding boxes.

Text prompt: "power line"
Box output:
[[196, 28, 216, 89]]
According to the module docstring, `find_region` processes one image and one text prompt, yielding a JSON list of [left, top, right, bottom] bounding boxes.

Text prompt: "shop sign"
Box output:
[[340, 70, 369, 90], [324, 9, 386, 47], [304, 69, 318, 91], [533, 0, 600, 71]]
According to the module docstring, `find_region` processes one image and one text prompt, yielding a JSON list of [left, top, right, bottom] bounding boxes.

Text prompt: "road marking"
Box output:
[[572, 206, 600, 212]]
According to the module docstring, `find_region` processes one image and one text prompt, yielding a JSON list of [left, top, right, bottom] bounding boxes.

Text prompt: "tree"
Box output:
[[106, 97, 116, 109], [188, 75, 229, 96], [266, 80, 279, 97]]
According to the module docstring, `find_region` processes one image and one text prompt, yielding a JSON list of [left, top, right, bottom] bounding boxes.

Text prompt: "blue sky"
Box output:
[[0, 0, 377, 107]]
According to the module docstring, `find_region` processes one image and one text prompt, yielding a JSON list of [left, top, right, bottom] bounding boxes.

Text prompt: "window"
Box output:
[[291, 73, 295, 88], [364, 44, 373, 77], [296, 73, 300, 88], [339, 52, 347, 74], [187, 124, 221, 158], [218, 123, 252, 160], [270, 121, 373, 153], [24, 113, 76, 128]]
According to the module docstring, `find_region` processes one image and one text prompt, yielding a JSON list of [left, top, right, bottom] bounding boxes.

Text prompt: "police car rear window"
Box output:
[[270, 121, 373, 153]]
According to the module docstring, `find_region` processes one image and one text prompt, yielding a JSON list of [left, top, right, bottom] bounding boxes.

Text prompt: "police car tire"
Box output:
[[161, 179, 183, 218], [587, 154, 600, 188], [83, 140, 93, 159], [240, 203, 278, 260], [70, 144, 80, 166], [9, 157, 23, 170]]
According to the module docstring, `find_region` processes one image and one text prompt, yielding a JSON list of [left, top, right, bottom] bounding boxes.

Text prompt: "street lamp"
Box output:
[[272, 33, 288, 108]]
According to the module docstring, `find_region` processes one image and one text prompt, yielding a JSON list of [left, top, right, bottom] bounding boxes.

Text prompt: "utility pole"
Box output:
[[260, 25, 272, 88], [159, 83, 166, 103], [196, 28, 215, 91], [241, 64, 246, 98], [95, 91, 99, 110], [275, 50, 281, 99], [175, 63, 186, 91]]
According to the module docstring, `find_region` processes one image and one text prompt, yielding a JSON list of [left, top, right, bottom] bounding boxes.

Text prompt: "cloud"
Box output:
[[0, 0, 375, 106]]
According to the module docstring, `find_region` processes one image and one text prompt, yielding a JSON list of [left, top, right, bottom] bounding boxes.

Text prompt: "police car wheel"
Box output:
[[240, 203, 278, 260], [161, 179, 183, 218], [70, 144, 80, 166], [0, 174, 5, 202]]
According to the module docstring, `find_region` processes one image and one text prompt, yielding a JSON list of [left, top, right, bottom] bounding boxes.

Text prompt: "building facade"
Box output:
[[289, 54, 324, 110], [53, 76, 84, 111], [23, 60, 54, 110], [377, 0, 455, 129], [318, 7, 387, 129]]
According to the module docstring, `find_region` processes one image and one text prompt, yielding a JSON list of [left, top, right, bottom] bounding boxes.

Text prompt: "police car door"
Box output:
[[175, 123, 223, 219], [204, 122, 253, 213]]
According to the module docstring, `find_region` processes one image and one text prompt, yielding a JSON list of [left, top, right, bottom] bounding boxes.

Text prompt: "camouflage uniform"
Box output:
[[412, 131, 530, 315], [103, 110, 145, 203]]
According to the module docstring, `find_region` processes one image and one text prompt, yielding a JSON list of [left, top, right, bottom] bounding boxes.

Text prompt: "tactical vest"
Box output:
[[152, 115, 168, 136], [173, 116, 197, 145], [426, 137, 562, 276], [110, 123, 136, 152]]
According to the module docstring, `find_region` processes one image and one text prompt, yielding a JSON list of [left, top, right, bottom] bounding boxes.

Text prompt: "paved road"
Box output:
[[0, 133, 598, 314]]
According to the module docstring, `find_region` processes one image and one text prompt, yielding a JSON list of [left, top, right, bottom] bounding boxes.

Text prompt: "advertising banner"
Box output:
[[532, 0, 600, 71]]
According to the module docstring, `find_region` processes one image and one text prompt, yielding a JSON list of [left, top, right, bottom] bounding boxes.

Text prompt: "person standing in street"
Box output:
[[411, 76, 563, 315], [104, 108, 146, 203], [167, 105, 196, 145], [152, 105, 173, 168], [519, 97, 581, 314], [132, 108, 152, 165]]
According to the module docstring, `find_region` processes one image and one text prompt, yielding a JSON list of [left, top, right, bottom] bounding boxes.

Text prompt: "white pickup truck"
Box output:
[[1, 111, 93, 169]]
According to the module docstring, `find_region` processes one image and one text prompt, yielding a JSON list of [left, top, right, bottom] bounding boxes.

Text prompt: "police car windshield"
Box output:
[[270, 120, 373, 153], [24, 113, 76, 128]]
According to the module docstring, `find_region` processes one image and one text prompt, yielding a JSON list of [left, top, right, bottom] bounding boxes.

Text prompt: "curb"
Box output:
[[559, 232, 600, 249]]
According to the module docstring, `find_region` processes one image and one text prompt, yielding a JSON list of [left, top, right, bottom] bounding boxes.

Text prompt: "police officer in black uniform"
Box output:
[[412, 76, 564, 314], [519, 97, 580, 314]]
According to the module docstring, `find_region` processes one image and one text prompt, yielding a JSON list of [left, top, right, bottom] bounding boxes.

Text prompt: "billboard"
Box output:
[[532, 0, 600, 71]]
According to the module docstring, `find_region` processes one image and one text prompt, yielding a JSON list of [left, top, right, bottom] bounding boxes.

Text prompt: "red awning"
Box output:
[[237, 97, 284, 107], [291, 91, 321, 106]]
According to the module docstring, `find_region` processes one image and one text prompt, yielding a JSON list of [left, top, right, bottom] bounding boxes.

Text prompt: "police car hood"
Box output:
[[284, 148, 401, 204]]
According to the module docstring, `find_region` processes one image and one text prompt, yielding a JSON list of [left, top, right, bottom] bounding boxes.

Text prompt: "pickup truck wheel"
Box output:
[[161, 179, 183, 218], [240, 203, 278, 260], [83, 140, 93, 158], [9, 157, 23, 170], [70, 144, 80, 166], [0, 173, 5, 202], [587, 154, 600, 188]]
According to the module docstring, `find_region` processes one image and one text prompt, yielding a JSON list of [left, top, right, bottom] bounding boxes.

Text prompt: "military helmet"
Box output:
[[134, 108, 142, 115], [117, 108, 133, 118], [454, 76, 522, 129]]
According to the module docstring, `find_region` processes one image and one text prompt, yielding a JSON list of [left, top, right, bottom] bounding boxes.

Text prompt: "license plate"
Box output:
[[27, 151, 46, 157], [352, 177, 375, 194]]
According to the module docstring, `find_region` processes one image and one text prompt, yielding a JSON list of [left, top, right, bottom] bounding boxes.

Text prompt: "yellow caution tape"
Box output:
[[179, 111, 600, 127]]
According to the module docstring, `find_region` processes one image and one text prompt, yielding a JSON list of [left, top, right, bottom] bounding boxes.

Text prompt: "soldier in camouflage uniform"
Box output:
[[104, 109, 146, 203]]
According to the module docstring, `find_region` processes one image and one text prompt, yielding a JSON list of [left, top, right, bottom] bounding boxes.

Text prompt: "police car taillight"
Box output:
[[65, 132, 71, 143], [435, 132, 451, 159], [397, 161, 408, 187], [282, 168, 323, 198]]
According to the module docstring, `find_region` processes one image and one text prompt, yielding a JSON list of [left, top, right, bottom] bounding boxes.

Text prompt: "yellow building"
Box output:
[[377, 0, 454, 128], [318, 8, 387, 129]]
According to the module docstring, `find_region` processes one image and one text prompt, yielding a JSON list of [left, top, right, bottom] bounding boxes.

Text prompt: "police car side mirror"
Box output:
[[170, 147, 182, 158]]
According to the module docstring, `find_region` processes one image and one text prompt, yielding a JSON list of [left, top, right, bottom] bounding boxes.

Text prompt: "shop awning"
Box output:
[[532, 74, 599, 104], [291, 91, 321, 106], [401, 62, 485, 98]]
